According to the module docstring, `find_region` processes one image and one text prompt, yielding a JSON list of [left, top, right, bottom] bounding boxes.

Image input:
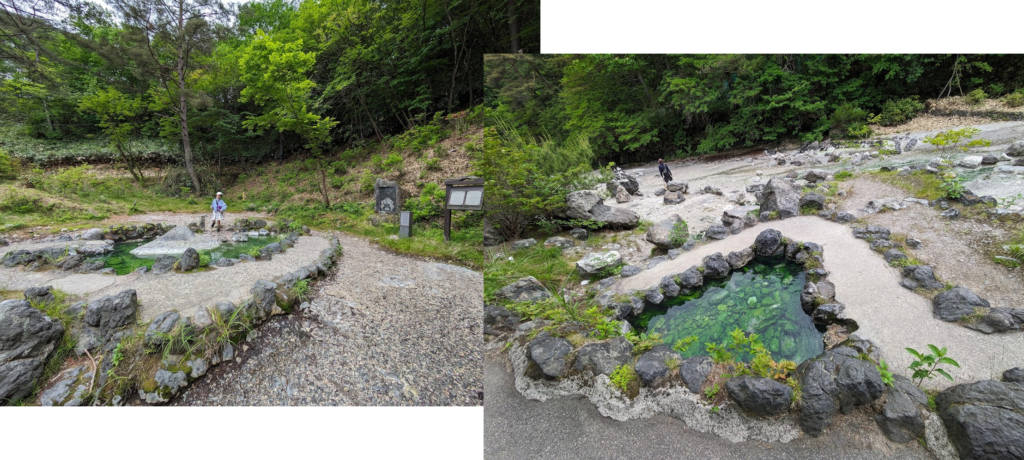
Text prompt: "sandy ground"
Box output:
[[172, 234, 483, 406], [614, 216, 1024, 390], [0, 232, 332, 321]]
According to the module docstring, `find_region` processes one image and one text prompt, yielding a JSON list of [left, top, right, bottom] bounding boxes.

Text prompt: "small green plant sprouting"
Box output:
[[672, 335, 698, 354], [247, 247, 262, 258], [709, 406, 720, 414], [669, 219, 689, 247], [609, 364, 637, 394], [198, 254, 212, 267], [906, 344, 961, 387], [293, 279, 310, 301], [706, 327, 797, 381], [627, 330, 664, 355], [939, 170, 967, 199], [878, 359, 895, 387], [704, 383, 719, 400], [786, 377, 802, 402], [923, 127, 992, 155]]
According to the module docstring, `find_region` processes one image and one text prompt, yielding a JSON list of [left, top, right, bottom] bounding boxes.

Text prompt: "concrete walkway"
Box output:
[[615, 216, 1024, 390]]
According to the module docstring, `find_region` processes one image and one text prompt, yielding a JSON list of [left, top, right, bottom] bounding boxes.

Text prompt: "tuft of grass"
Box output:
[[293, 279, 311, 302], [484, 245, 575, 302], [609, 364, 638, 395], [871, 169, 945, 201]]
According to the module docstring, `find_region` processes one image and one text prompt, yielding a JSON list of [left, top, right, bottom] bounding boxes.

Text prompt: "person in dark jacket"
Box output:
[[657, 159, 673, 184]]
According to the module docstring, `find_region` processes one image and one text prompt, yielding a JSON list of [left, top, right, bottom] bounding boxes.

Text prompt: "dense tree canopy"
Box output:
[[0, 0, 539, 193], [485, 54, 1024, 165]]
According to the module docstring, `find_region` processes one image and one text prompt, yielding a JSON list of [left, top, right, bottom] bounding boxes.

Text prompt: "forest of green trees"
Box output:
[[485, 54, 1024, 165], [0, 0, 539, 195]]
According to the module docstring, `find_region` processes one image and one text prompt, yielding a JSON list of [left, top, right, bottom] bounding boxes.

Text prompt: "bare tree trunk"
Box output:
[[278, 130, 284, 165], [507, 0, 520, 53], [359, 93, 384, 140], [316, 157, 331, 207], [33, 47, 54, 133]]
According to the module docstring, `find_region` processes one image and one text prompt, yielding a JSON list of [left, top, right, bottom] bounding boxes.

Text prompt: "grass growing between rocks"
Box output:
[[484, 245, 576, 301], [869, 169, 945, 201], [13, 289, 80, 404]]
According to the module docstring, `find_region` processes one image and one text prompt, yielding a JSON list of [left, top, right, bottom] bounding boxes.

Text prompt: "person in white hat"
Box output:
[[211, 192, 227, 232]]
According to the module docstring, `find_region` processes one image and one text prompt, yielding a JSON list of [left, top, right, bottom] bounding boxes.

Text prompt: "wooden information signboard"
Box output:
[[443, 176, 485, 242]]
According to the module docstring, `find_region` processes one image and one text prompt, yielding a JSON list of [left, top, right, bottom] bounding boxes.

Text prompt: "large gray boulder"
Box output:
[[151, 255, 177, 274], [0, 299, 65, 403], [495, 276, 551, 303], [573, 337, 633, 376], [646, 215, 687, 249], [614, 185, 632, 203], [24, 286, 55, 306], [701, 252, 730, 279], [663, 191, 686, 205], [80, 228, 105, 240], [677, 266, 703, 289], [933, 287, 991, 322], [965, 308, 1024, 334], [666, 180, 688, 193], [634, 346, 678, 387], [247, 280, 278, 321], [564, 191, 639, 229], [608, 171, 640, 195], [900, 265, 945, 290], [145, 311, 181, 348], [705, 225, 728, 240], [527, 332, 573, 378], [796, 358, 840, 437], [1006, 141, 1024, 158], [936, 379, 1024, 459], [875, 375, 927, 443], [576, 252, 622, 277], [753, 229, 784, 257], [726, 375, 793, 416], [84, 290, 138, 337], [726, 248, 754, 270], [804, 169, 828, 183], [177, 248, 200, 272], [678, 356, 712, 393], [835, 352, 885, 413], [758, 178, 801, 219]]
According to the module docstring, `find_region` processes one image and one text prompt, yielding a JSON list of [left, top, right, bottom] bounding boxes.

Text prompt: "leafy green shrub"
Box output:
[[870, 97, 926, 126], [847, 123, 874, 139], [669, 220, 689, 247], [965, 89, 987, 106], [199, 254, 211, 267], [834, 170, 853, 181], [830, 104, 868, 137], [1004, 90, 1024, 108], [424, 157, 442, 171], [906, 344, 960, 387], [609, 364, 637, 394], [924, 127, 991, 154], [939, 170, 966, 199], [404, 182, 447, 221], [0, 149, 20, 180]]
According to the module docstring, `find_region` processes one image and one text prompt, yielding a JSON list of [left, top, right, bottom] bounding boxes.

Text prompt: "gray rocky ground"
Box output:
[[171, 234, 482, 406]]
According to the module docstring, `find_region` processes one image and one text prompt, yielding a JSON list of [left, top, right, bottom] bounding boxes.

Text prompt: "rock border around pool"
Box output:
[[1, 236, 341, 406]]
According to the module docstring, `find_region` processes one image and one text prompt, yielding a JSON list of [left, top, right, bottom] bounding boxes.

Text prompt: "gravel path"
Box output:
[[484, 354, 931, 460], [614, 216, 1024, 390], [171, 234, 483, 406]]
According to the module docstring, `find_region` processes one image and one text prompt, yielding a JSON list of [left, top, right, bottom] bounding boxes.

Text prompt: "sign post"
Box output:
[[443, 176, 484, 242], [399, 211, 412, 238]]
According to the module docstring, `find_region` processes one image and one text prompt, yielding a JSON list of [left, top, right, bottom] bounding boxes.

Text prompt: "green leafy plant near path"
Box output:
[[294, 279, 311, 302], [878, 359, 895, 387], [707, 327, 798, 382], [923, 127, 992, 155], [906, 344, 961, 387], [669, 219, 690, 247], [627, 331, 664, 355], [610, 364, 638, 394]]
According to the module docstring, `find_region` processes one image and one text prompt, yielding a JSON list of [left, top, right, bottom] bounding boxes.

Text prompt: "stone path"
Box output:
[[0, 232, 332, 321], [171, 234, 483, 406], [614, 216, 1024, 390]]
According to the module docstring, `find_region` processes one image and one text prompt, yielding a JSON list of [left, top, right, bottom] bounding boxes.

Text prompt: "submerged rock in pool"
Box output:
[[129, 226, 220, 257]]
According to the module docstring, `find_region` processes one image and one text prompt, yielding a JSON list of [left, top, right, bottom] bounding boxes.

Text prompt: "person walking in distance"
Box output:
[[211, 192, 227, 232], [658, 159, 673, 185]]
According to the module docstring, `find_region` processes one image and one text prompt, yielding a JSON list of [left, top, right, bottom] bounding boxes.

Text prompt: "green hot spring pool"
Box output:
[[631, 257, 823, 364], [89, 236, 280, 275]]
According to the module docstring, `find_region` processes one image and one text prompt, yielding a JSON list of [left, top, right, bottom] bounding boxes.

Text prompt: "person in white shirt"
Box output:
[[211, 192, 227, 232]]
